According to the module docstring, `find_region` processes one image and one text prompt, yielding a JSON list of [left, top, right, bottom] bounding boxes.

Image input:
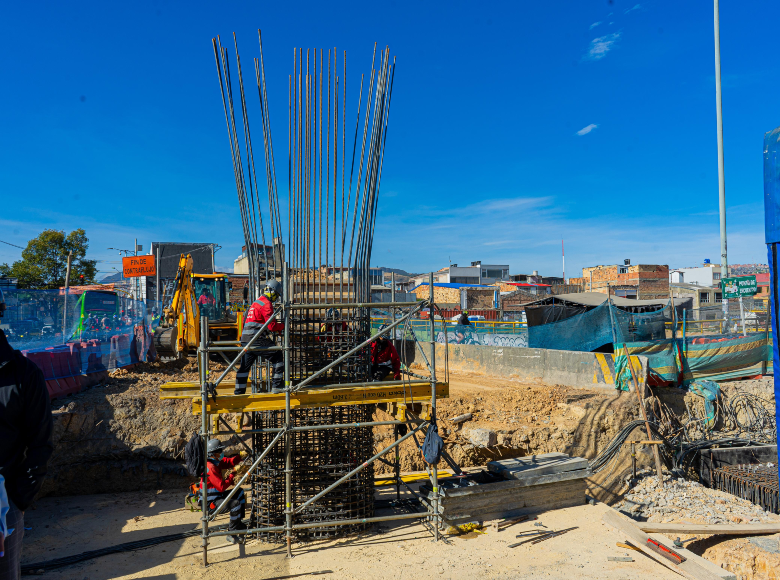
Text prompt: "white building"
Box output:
[[669, 262, 723, 287], [409, 261, 510, 287]]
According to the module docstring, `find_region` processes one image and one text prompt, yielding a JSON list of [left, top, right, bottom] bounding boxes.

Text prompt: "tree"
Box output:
[[0, 229, 97, 289]]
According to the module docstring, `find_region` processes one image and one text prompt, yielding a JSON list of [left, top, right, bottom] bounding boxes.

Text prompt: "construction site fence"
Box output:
[[1, 288, 161, 399], [370, 317, 528, 348]]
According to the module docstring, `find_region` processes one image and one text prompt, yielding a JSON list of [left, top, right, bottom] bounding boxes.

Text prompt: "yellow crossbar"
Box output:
[[374, 470, 452, 487], [191, 382, 449, 415]]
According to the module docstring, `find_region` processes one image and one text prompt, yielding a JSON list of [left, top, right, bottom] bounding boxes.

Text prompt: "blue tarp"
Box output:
[[528, 301, 669, 352]]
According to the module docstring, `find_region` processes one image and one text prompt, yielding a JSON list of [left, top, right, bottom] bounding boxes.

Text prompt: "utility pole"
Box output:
[[62, 250, 73, 335], [714, 0, 728, 320]]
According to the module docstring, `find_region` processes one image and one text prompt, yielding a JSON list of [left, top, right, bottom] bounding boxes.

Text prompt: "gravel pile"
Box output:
[[616, 469, 780, 525]]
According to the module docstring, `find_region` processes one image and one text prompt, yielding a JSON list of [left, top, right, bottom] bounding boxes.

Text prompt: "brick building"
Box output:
[[569, 262, 669, 300]]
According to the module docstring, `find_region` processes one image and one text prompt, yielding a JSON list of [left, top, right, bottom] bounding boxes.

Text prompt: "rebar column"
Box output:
[[199, 315, 209, 566], [428, 273, 439, 540], [283, 262, 293, 557]]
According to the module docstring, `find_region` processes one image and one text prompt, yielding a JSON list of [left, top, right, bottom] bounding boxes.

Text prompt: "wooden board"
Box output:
[[602, 509, 723, 580], [191, 382, 448, 414], [649, 534, 737, 580], [639, 522, 780, 536], [488, 453, 589, 480], [437, 478, 586, 525]]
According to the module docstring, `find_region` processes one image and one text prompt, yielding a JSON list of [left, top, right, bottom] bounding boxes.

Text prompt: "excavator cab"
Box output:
[[192, 274, 229, 323]]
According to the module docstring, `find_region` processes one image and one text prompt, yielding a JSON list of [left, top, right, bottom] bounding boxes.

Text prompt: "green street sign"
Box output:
[[721, 275, 757, 299]]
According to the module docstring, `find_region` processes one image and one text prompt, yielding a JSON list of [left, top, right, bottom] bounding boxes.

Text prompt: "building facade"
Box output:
[[569, 262, 669, 300]]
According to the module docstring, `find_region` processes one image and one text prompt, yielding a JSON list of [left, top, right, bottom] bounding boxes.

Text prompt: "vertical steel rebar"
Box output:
[[428, 273, 439, 540]]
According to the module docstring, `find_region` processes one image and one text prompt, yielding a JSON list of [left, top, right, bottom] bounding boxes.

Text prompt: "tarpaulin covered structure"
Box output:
[[625, 333, 769, 384], [526, 292, 679, 352]]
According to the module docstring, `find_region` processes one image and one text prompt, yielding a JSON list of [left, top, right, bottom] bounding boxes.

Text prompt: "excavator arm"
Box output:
[[155, 254, 201, 356]]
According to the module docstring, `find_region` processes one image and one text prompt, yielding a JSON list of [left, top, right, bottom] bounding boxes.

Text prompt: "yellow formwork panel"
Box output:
[[190, 381, 448, 415]]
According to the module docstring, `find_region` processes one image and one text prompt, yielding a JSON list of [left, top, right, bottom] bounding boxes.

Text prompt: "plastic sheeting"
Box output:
[[528, 300, 670, 352], [625, 333, 769, 385], [0, 289, 161, 399]]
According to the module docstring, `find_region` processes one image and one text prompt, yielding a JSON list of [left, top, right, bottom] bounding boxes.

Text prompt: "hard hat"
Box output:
[[207, 439, 225, 454], [326, 308, 341, 320], [463, 310, 468, 315], [264, 279, 282, 295], [0, 288, 5, 318], [377, 323, 390, 340]]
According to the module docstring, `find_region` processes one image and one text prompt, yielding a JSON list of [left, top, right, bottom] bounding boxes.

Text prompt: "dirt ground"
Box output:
[[22, 486, 689, 580]]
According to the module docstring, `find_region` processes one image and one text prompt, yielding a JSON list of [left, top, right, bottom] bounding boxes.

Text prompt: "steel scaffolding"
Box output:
[[192, 267, 445, 565]]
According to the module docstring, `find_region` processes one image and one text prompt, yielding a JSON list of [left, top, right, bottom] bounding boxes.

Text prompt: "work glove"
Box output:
[[394, 372, 401, 380], [239, 450, 249, 459], [225, 472, 235, 486]]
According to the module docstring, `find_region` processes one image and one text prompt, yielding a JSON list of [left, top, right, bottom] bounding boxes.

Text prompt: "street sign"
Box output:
[[721, 275, 757, 299], [122, 255, 156, 278]]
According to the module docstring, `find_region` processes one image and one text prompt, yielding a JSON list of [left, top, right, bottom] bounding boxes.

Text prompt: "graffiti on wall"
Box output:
[[436, 325, 528, 348]]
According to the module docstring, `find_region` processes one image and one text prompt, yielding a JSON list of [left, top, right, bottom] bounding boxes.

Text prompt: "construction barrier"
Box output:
[[407, 342, 647, 391]]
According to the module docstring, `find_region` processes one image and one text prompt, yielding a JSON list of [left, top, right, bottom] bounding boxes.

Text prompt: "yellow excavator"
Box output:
[[153, 254, 241, 357]]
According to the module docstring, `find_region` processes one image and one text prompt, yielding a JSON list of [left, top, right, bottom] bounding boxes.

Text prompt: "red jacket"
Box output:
[[244, 295, 284, 333], [371, 341, 401, 375], [205, 455, 242, 492]]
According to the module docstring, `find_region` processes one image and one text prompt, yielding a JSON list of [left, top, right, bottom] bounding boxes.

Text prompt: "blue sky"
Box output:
[[1, 1, 777, 279]]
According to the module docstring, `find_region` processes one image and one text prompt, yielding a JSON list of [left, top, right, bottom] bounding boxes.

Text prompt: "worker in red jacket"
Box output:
[[370, 325, 401, 381], [235, 280, 284, 395], [203, 439, 247, 544]]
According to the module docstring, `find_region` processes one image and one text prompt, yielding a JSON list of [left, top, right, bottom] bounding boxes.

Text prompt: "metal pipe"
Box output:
[[206, 345, 282, 352], [289, 301, 419, 309], [714, 0, 728, 306], [283, 262, 293, 557], [295, 420, 428, 514], [428, 273, 439, 540], [208, 511, 432, 538], [199, 315, 209, 566], [291, 302, 424, 392]]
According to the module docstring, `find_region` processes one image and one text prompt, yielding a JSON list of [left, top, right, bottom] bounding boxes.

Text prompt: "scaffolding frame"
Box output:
[[196, 267, 443, 565]]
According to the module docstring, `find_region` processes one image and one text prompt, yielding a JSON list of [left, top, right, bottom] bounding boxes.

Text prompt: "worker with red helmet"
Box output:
[[370, 324, 401, 381]]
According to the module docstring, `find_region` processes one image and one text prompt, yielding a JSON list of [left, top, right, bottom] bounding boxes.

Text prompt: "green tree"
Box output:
[[0, 229, 97, 289]]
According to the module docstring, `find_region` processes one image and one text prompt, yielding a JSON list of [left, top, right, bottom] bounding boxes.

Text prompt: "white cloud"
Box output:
[[585, 33, 621, 61], [589, 21, 602, 30], [624, 4, 641, 14], [576, 124, 598, 136]]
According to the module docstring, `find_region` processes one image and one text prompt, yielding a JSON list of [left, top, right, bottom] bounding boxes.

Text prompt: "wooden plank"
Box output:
[[639, 522, 780, 536], [440, 479, 586, 523], [602, 509, 723, 580], [443, 469, 589, 499], [191, 382, 448, 414], [488, 453, 589, 480], [443, 468, 591, 498], [649, 534, 737, 580]]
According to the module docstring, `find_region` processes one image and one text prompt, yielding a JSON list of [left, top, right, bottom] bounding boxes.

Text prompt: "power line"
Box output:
[[0, 239, 24, 249]]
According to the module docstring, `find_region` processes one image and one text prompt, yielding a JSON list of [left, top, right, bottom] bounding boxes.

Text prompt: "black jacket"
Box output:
[[0, 329, 54, 510], [457, 314, 471, 326]]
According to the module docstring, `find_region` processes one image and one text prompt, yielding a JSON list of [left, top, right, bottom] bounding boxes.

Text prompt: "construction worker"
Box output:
[[235, 280, 284, 394], [457, 310, 471, 326], [204, 439, 248, 544], [370, 325, 401, 381], [0, 289, 54, 579]]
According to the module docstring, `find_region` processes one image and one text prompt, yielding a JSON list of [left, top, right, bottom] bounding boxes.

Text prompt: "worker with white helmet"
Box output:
[[235, 280, 284, 394]]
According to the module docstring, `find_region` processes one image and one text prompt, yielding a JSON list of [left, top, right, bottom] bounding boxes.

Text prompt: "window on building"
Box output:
[[715, 292, 723, 303], [484, 269, 504, 279], [481, 270, 487, 277], [618, 266, 628, 274], [700, 292, 710, 304], [713, 273, 721, 280]]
